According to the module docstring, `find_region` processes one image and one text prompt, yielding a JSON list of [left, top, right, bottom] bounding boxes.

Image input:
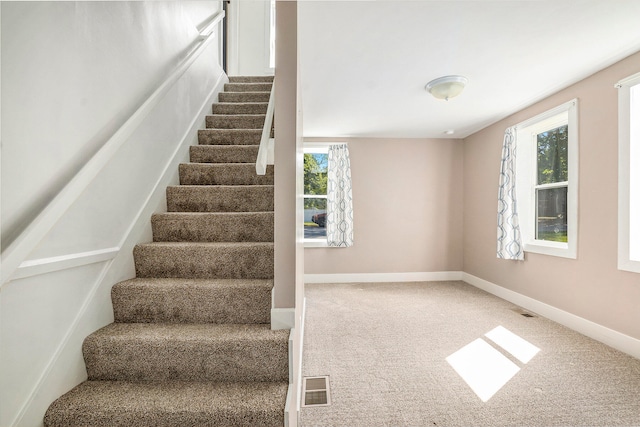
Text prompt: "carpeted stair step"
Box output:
[[112, 278, 273, 324], [213, 102, 268, 115], [206, 114, 266, 129], [179, 163, 274, 186], [83, 323, 288, 382], [219, 91, 271, 103], [224, 82, 272, 92], [229, 75, 274, 83], [152, 212, 274, 242], [190, 145, 259, 163], [167, 185, 274, 213], [44, 380, 288, 427], [134, 242, 274, 279], [198, 129, 262, 145]]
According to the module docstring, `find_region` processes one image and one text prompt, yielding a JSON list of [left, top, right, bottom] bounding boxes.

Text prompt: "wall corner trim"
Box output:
[[462, 272, 640, 360], [304, 271, 464, 284]]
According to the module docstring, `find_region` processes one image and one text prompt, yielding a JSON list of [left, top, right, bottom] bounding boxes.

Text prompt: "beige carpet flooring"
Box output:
[[300, 281, 640, 426]]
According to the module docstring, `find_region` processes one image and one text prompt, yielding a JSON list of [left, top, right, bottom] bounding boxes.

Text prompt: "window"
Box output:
[[304, 146, 328, 245], [617, 72, 640, 273], [515, 99, 578, 258]]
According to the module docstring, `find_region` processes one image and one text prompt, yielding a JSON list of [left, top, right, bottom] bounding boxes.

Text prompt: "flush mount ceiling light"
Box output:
[[425, 75, 468, 101]]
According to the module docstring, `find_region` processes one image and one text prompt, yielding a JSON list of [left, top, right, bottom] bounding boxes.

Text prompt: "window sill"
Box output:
[[304, 239, 328, 248], [618, 259, 640, 274], [524, 241, 576, 259]]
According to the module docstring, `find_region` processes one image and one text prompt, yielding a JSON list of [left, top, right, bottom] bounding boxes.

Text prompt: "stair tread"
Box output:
[[229, 75, 274, 82], [137, 241, 273, 248], [44, 380, 287, 427], [197, 128, 264, 145], [218, 92, 271, 103], [83, 323, 288, 381], [114, 277, 274, 289], [112, 278, 273, 324], [198, 129, 263, 133], [207, 113, 267, 118], [88, 322, 288, 342], [179, 163, 273, 186], [166, 185, 274, 213], [190, 145, 259, 162], [215, 102, 269, 106], [152, 211, 273, 218], [169, 184, 273, 188]]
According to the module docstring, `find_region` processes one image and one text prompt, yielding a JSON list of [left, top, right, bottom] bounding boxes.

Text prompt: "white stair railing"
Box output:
[[256, 82, 275, 175]]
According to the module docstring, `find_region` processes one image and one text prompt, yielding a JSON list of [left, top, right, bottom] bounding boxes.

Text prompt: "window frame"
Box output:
[[303, 144, 329, 248], [617, 72, 640, 273], [515, 99, 579, 259]]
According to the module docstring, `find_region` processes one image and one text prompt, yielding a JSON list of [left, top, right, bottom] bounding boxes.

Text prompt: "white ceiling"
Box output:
[[298, 0, 640, 139]]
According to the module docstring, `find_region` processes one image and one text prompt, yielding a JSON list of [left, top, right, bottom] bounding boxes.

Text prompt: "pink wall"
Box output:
[[305, 137, 464, 274], [463, 51, 640, 339]]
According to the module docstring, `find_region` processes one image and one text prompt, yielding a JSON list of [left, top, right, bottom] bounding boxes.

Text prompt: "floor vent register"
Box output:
[[302, 376, 331, 407]]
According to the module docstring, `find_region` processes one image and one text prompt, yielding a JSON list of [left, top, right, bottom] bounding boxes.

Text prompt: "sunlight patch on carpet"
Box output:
[[447, 338, 520, 402], [485, 325, 540, 364]]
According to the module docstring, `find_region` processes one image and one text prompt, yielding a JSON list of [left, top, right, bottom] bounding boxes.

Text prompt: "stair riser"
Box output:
[[219, 92, 270, 103], [167, 186, 274, 213], [198, 129, 262, 145], [229, 76, 274, 83], [206, 115, 266, 129], [224, 83, 272, 92], [134, 244, 274, 279], [83, 334, 288, 382], [112, 282, 272, 324], [152, 213, 274, 242], [213, 103, 268, 115], [190, 145, 259, 163], [179, 164, 274, 186]]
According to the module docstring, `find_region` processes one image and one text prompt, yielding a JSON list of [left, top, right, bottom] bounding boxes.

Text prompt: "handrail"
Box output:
[[256, 82, 275, 175], [0, 10, 225, 287]]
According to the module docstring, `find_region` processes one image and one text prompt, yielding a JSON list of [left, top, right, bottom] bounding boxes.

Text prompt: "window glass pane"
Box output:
[[304, 153, 328, 196], [537, 125, 568, 184], [536, 187, 568, 242], [304, 197, 326, 239]]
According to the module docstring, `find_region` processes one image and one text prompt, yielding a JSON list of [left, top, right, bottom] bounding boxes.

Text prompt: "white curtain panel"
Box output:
[[327, 144, 354, 247], [497, 127, 524, 260]]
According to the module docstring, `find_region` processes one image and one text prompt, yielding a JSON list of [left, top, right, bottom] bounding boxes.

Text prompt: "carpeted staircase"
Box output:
[[44, 76, 290, 427]]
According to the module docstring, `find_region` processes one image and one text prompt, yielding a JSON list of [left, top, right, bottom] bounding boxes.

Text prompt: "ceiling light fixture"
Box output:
[[425, 75, 468, 101]]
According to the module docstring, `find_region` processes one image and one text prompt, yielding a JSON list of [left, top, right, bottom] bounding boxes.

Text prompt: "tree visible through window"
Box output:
[[535, 125, 568, 242], [304, 151, 328, 240]]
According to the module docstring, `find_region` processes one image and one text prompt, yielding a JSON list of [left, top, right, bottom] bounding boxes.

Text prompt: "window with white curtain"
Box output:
[[515, 99, 579, 259], [617, 72, 640, 273]]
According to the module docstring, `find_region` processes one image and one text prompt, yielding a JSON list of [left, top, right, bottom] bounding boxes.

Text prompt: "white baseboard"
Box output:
[[295, 297, 306, 426], [462, 272, 640, 360], [284, 383, 294, 427], [304, 271, 463, 284], [271, 308, 295, 330]]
